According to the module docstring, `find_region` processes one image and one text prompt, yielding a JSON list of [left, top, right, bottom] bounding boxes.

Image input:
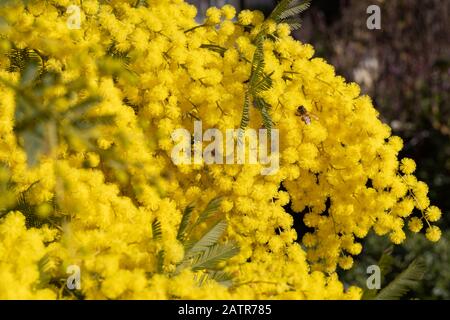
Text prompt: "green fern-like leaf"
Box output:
[[279, 17, 303, 30], [249, 34, 266, 90], [152, 219, 162, 241], [37, 254, 58, 287], [207, 271, 235, 287], [177, 202, 195, 242], [269, 0, 311, 30], [236, 0, 309, 136], [200, 44, 227, 57], [0, 57, 108, 167], [194, 197, 223, 228], [156, 250, 165, 273], [7, 48, 44, 74], [196, 270, 234, 287], [172, 201, 239, 288], [134, 0, 146, 7], [269, 0, 293, 22], [279, 1, 311, 20], [378, 246, 394, 283], [72, 114, 116, 130], [184, 220, 228, 258], [254, 97, 273, 134], [375, 258, 426, 300], [153, 218, 165, 272], [251, 71, 274, 95], [362, 246, 394, 300], [190, 242, 239, 271], [63, 96, 103, 120], [238, 92, 251, 142], [239, 32, 274, 136]]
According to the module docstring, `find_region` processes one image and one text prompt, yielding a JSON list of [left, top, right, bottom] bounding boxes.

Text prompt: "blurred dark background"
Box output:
[[187, 0, 450, 299]]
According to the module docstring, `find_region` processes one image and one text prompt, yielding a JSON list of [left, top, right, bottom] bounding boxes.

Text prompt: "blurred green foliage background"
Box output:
[[189, 0, 449, 299]]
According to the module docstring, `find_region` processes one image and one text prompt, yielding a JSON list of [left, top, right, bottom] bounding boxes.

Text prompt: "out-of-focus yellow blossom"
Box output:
[[0, 0, 442, 300], [205, 7, 222, 25], [221, 4, 236, 20], [238, 10, 254, 26], [0, 212, 56, 299]]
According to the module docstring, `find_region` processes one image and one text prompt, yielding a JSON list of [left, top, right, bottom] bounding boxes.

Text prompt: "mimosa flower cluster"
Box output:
[[0, 0, 442, 299]]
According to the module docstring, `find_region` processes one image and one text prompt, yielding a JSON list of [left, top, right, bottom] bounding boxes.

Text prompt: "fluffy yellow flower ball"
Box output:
[[426, 226, 442, 242], [238, 10, 254, 25], [205, 7, 222, 25], [408, 217, 423, 233], [400, 158, 416, 174], [425, 206, 442, 222]]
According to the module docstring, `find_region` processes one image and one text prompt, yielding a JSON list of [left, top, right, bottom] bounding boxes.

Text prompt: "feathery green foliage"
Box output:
[[192, 197, 223, 229], [37, 254, 54, 288], [239, 33, 273, 140], [362, 246, 394, 300], [238, 1, 310, 138], [238, 92, 251, 142], [177, 203, 195, 242], [184, 220, 228, 257], [198, 2, 310, 138], [152, 219, 163, 241], [362, 247, 426, 300], [156, 250, 165, 273], [152, 219, 165, 273], [200, 44, 227, 57], [0, 53, 114, 167], [378, 247, 395, 285], [196, 270, 234, 288], [7, 48, 44, 74], [190, 242, 239, 271], [270, 0, 311, 30], [375, 258, 426, 300], [248, 34, 267, 92], [254, 96, 274, 135], [134, 0, 146, 8], [170, 199, 239, 287]]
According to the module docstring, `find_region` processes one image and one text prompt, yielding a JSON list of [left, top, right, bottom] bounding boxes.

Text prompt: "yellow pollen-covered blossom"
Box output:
[[238, 10, 254, 26], [426, 226, 442, 242], [400, 158, 417, 174], [205, 7, 222, 25], [221, 4, 236, 20], [408, 217, 424, 233]]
